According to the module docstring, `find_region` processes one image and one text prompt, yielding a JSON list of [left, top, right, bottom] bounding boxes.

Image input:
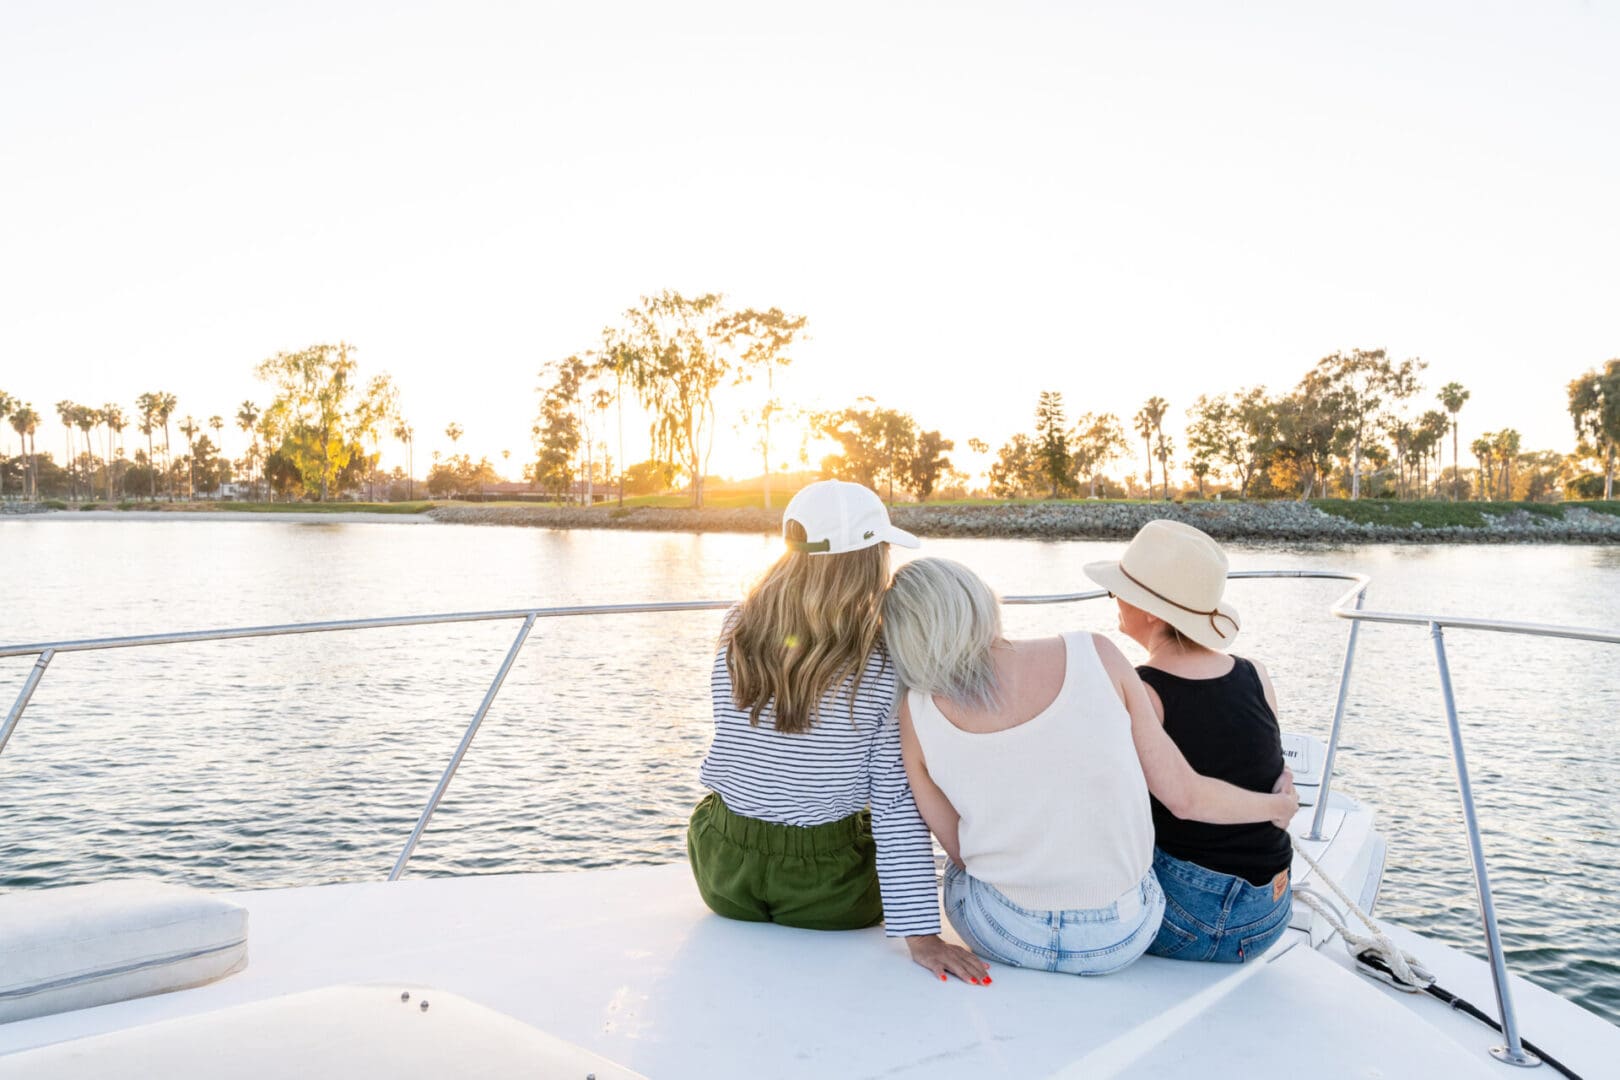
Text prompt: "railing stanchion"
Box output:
[[1309, 587, 1365, 840], [389, 614, 538, 881], [1431, 622, 1539, 1069], [0, 648, 54, 758]]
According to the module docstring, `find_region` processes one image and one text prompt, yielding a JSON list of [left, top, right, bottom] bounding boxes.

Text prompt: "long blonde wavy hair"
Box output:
[[725, 521, 890, 734]]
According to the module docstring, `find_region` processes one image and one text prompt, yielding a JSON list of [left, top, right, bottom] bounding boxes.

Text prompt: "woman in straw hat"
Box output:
[[880, 555, 1297, 976], [1085, 519, 1294, 963], [689, 480, 990, 985]]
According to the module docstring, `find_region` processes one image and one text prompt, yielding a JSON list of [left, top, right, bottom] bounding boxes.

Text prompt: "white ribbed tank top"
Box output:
[[908, 631, 1154, 911]]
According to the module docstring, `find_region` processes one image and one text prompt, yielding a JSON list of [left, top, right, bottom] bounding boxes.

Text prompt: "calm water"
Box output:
[[2, 518, 1618, 1024]]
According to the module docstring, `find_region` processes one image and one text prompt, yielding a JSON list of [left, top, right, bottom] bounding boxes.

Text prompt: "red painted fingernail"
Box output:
[[983, 976, 993, 985], [939, 974, 947, 982], [970, 977, 980, 984]]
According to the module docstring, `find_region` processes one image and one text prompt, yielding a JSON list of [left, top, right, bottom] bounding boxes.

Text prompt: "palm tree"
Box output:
[[154, 392, 178, 500], [393, 421, 415, 500], [1492, 429, 1521, 501], [103, 404, 125, 499], [1471, 436, 1494, 501], [1132, 408, 1155, 498], [11, 404, 40, 499], [1139, 396, 1169, 498], [1154, 433, 1175, 499], [135, 393, 160, 500], [0, 389, 16, 499], [75, 406, 100, 500], [1438, 382, 1470, 501], [55, 401, 78, 500], [236, 402, 261, 500], [179, 415, 199, 499]]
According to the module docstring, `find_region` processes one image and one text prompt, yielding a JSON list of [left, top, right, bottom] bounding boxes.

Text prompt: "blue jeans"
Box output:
[[943, 861, 1165, 975], [1146, 848, 1292, 963]]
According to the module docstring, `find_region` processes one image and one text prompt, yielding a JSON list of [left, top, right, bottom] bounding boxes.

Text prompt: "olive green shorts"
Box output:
[[686, 792, 883, 931]]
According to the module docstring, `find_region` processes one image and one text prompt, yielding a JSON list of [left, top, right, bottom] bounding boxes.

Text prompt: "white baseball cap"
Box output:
[[782, 480, 921, 555]]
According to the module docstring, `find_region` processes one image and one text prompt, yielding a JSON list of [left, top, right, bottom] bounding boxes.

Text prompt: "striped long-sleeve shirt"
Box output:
[[698, 622, 941, 937]]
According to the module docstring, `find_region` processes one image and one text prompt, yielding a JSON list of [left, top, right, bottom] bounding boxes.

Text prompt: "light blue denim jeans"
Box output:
[[943, 861, 1165, 975], [1146, 848, 1292, 963]]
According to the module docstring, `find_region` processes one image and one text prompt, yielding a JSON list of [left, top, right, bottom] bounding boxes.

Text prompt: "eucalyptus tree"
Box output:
[[1437, 382, 1470, 500], [1185, 390, 1274, 498], [720, 306, 807, 509], [255, 343, 392, 501], [1568, 361, 1619, 499], [907, 430, 954, 502], [1313, 349, 1424, 500], [1068, 412, 1128, 497], [617, 291, 733, 508], [352, 376, 397, 501], [1273, 372, 1346, 500]]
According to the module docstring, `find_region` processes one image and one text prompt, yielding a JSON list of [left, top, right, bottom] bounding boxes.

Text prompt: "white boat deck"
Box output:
[[3, 860, 1614, 1078]]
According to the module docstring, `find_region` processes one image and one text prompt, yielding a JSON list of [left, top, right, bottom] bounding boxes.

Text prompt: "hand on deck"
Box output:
[[906, 933, 992, 985]]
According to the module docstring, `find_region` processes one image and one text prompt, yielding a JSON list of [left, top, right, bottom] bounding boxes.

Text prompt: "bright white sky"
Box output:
[[3, 1, 1616, 484]]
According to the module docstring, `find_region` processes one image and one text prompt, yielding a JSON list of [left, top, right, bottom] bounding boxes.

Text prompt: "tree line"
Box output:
[[977, 352, 1618, 503], [3, 327, 1616, 506]]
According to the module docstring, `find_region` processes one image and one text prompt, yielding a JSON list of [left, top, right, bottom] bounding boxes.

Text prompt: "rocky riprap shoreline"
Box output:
[[428, 501, 1620, 544]]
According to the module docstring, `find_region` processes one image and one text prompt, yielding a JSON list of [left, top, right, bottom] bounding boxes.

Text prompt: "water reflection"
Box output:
[[1, 520, 1617, 1022]]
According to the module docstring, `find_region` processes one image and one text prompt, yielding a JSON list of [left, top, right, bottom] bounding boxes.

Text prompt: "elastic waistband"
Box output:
[[695, 792, 870, 856]]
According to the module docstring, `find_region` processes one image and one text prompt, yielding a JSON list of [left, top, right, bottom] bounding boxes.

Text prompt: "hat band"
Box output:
[[1117, 563, 1236, 641], [788, 538, 831, 554]]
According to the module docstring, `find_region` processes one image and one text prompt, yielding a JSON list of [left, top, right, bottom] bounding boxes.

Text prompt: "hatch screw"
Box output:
[[420, 1000, 430, 1012], [400, 991, 410, 1003]]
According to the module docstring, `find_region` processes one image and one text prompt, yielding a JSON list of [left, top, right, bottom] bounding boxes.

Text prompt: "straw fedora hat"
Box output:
[[1083, 520, 1240, 651]]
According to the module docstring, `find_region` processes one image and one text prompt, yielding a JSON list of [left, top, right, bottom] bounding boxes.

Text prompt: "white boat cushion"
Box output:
[[0, 880, 247, 1024]]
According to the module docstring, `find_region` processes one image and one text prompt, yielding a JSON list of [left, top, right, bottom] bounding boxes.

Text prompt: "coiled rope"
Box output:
[[1289, 835, 1583, 1079]]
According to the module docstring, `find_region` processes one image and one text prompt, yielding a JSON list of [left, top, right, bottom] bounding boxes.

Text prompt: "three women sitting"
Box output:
[[689, 481, 1296, 979]]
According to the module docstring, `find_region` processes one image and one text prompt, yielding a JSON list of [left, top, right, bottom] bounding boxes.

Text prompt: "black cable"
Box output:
[[1355, 951, 1584, 1080]]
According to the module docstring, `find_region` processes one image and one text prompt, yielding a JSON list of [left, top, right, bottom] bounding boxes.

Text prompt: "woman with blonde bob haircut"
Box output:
[[882, 557, 1297, 976], [688, 481, 989, 985]]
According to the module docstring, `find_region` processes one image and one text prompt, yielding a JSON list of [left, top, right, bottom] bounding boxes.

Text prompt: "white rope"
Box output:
[[1290, 836, 1434, 992]]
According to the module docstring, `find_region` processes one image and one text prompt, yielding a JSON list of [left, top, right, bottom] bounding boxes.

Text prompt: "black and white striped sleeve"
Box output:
[[868, 704, 942, 937]]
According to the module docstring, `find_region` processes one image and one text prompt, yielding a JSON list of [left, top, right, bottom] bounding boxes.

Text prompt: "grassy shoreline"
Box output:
[[10, 497, 1619, 543]]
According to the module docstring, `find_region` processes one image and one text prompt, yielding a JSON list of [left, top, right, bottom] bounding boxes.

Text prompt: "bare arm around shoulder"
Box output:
[[1094, 634, 1297, 829]]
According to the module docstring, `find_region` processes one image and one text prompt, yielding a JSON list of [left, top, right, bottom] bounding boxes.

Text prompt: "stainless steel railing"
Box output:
[[4, 570, 1618, 1067]]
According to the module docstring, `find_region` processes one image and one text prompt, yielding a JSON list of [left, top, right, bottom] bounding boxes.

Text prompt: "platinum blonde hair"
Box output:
[[881, 557, 1001, 709]]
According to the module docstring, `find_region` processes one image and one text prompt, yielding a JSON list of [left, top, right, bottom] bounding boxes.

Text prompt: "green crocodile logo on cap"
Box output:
[[863, 530, 875, 540]]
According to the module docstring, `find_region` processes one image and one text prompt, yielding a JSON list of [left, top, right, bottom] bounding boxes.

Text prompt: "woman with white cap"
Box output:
[[1086, 519, 1294, 963], [688, 480, 991, 985], [881, 553, 1297, 976]]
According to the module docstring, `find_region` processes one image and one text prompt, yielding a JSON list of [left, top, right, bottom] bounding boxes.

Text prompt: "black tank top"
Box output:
[[1138, 657, 1292, 886]]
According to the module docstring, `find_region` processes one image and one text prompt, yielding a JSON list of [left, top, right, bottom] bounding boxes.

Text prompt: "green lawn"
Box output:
[[100, 500, 438, 514]]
